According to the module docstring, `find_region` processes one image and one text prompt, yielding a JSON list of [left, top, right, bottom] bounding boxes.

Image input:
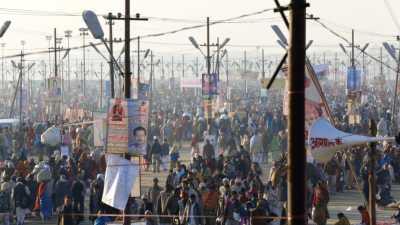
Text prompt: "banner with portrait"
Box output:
[[106, 98, 149, 154], [47, 77, 62, 102]]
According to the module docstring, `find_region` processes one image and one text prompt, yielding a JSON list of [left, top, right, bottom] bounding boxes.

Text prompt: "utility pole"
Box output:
[[289, 0, 307, 224], [106, 13, 115, 98], [79, 27, 89, 96], [369, 120, 377, 225], [65, 30, 72, 91], [137, 36, 140, 97], [1, 43, 5, 89], [216, 38, 220, 78], [195, 57, 199, 77], [262, 48, 265, 79], [45, 35, 52, 77], [244, 50, 248, 97], [392, 36, 400, 135], [100, 62, 104, 109], [171, 56, 174, 89], [161, 56, 165, 79], [182, 54, 185, 78], [225, 50, 229, 101], [54, 28, 58, 78], [206, 17, 212, 128], [19, 52, 23, 123], [351, 29, 355, 68], [334, 52, 338, 83], [43, 62, 47, 90], [109, 2, 149, 223], [273, 0, 308, 225], [148, 51, 153, 133]]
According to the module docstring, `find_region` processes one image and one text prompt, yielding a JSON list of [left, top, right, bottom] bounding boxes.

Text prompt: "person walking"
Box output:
[[57, 195, 75, 225], [183, 194, 203, 225], [312, 181, 330, 225], [12, 177, 31, 225], [147, 177, 163, 212], [150, 137, 162, 173], [0, 183, 11, 225], [71, 175, 85, 224]]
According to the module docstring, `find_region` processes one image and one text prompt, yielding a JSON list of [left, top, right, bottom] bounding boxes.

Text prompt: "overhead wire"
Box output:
[[310, 18, 399, 73], [2, 7, 275, 60]]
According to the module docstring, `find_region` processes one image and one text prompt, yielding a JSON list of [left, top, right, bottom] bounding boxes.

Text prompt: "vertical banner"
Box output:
[[127, 100, 149, 155], [106, 98, 149, 154], [104, 80, 111, 97], [130, 78, 150, 100], [347, 67, 361, 92], [202, 73, 218, 96], [203, 99, 212, 119], [102, 154, 139, 210], [47, 77, 62, 101], [106, 98, 129, 153]]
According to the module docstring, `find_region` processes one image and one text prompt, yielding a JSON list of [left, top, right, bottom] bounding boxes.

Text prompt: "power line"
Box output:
[[311, 18, 398, 73], [313, 17, 396, 39], [2, 7, 275, 60]]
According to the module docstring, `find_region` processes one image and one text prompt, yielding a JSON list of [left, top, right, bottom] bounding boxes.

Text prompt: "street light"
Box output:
[[82, 10, 123, 75], [219, 38, 230, 50], [144, 49, 150, 59], [188, 36, 205, 56], [64, 30, 72, 90], [189, 36, 199, 49], [277, 40, 287, 49], [339, 43, 348, 56], [271, 25, 288, 46], [383, 42, 397, 60], [0, 21, 11, 38], [361, 43, 369, 52]]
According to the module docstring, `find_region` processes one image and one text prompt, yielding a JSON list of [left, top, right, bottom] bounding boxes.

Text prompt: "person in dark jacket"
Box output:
[[12, 177, 31, 225], [183, 194, 202, 225], [71, 176, 85, 224], [160, 139, 170, 171], [150, 137, 162, 173], [90, 174, 105, 223], [203, 139, 215, 161], [54, 175, 71, 210], [58, 195, 75, 225]]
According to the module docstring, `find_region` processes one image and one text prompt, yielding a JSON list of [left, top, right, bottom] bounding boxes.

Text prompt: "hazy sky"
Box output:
[[0, 0, 400, 60]]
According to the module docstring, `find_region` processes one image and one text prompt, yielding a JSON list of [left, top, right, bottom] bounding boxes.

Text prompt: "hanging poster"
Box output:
[[106, 98, 129, 154], [202, 73, 218, 96], [106, 98, 149, 154], [47, 77, 62, 102], [347, 67, 361, 92], [102, 154, 139, 210], [127, 99, 149, 155]]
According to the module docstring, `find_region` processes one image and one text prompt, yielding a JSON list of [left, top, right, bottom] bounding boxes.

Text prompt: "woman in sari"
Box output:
[[34, 180, 53, 221]]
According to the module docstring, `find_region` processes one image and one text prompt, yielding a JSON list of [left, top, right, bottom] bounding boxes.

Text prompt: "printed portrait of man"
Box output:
[[128, 126, 147, 155]]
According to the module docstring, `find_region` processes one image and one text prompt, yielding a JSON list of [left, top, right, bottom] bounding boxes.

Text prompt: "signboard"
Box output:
[[104, 80, 111, 97], [130, 78, 150, 100], [47, 77, 62, 102], [347, 67, 361, 92], [181, 78, 202, 88], [313, 64, 329, 78], [127, 100, 149, 155], [202, 73, 218, 96], [308, 118, 393, 163], [106, 98, 149, 154], [102, 154, 139, 210]]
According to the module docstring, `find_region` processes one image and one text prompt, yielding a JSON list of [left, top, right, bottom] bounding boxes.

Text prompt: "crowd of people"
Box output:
[[0, 84, 398, 225]]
